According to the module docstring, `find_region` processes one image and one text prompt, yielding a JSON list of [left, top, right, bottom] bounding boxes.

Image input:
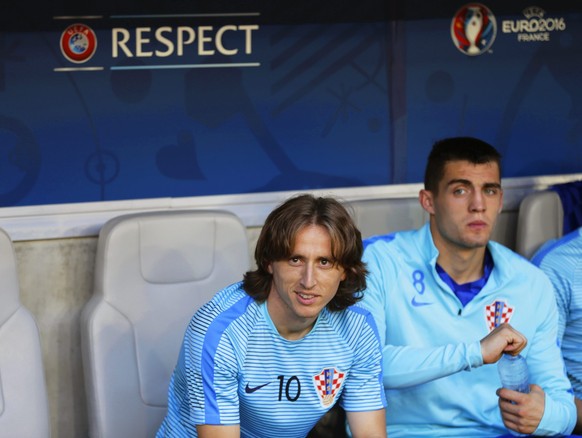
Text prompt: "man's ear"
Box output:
[[419, 189, 436, 215]]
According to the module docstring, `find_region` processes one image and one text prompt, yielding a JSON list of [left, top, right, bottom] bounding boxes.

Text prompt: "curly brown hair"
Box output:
[[242, 194, 367, 311]]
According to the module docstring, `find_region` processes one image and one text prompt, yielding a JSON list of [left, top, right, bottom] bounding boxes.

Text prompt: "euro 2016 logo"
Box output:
[[451, 3, 497, 56], [60, 24, 97, 63]]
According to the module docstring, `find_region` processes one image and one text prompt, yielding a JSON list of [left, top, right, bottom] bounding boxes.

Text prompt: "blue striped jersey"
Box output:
[[157, 282, 386, 437], [532, 226, 582, 399]]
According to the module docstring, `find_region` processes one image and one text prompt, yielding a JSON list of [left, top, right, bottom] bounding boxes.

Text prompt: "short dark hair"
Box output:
[[242, 194, 367, 311], [424, 137, 502, 194]]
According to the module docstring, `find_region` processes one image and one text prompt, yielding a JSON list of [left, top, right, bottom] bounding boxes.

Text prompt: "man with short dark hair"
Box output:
[[362, 137, 576, 436]]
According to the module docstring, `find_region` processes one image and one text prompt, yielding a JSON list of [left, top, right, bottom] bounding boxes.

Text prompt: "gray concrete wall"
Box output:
[[16, 237, 96, 438]]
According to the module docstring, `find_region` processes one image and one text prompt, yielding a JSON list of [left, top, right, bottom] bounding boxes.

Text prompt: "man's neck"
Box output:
[[435, 244, 487, 285]]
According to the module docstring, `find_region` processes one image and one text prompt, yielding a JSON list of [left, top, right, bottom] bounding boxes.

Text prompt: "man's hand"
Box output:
[[497, 384, 545, 434], [480, 323, 527, 364]]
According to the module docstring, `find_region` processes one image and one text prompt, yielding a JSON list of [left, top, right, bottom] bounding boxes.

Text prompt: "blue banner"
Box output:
[[0, 1, 580, 206]]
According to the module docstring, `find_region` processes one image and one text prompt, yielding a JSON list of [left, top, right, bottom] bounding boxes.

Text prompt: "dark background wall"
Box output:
[[1, 0, 580, 207]]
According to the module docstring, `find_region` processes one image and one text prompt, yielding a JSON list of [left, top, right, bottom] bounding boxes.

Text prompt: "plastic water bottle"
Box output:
[[497, 353, 530, 393]]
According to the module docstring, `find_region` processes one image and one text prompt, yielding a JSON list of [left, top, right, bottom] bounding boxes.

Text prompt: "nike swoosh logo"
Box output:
[[411, 296, 433, 307], [245, 382, 270, 394]]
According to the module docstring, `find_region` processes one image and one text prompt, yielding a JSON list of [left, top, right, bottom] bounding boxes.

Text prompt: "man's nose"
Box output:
[[300, 264, 316, 289], [470, 191, 486, 212]]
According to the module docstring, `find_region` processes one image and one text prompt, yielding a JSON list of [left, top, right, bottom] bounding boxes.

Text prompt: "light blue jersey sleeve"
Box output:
[[157, 285, 250, 437], [531, 237, 569, 342], [338, 306, 387, 412], [362, 235, 483, 389], [525, 273, 576, 435], [532, 227, 582, 401]]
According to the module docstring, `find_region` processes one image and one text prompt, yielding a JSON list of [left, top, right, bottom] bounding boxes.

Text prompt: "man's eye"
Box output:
[[320, 259, 335, 268]]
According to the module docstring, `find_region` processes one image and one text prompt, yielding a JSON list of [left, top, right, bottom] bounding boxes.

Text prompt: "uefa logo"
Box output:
[[451, 3, 497, 56], [60, 24, 97, 63]]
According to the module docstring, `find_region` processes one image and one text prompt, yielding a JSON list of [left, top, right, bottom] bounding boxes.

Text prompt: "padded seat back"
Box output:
[[0, 228, 50, 438], [81, 210, 250, 438], [515, 190, 564, 259], [348, 198, 428, 238]]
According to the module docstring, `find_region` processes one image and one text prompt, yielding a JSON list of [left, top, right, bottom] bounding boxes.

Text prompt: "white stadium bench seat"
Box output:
[[348, 198, 428, 239], [0, 227, 50, 438], [515, 190, 564, 259], [81, 210, 250, 438]]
